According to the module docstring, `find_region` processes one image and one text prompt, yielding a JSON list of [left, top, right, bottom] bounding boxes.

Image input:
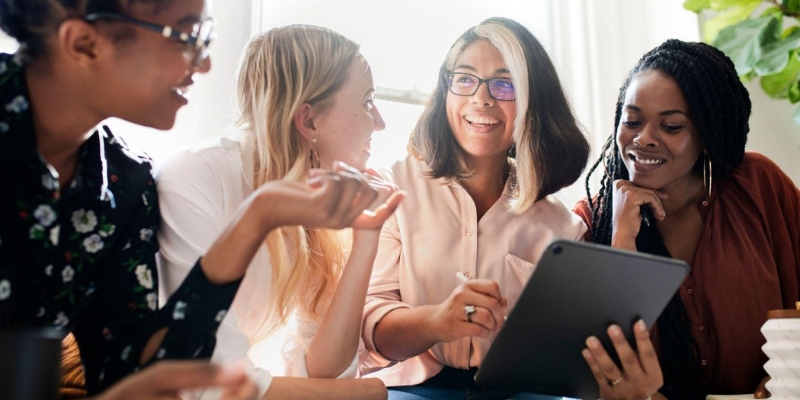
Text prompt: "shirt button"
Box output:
[[466, 230, 474, 236], [698, 325, 705, 331], [465, 273, 473, 279], [687, 288, 694, 295], [701, 359, 708, 366]]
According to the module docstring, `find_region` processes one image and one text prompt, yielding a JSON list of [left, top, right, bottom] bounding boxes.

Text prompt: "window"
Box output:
[[256, 0, 554, 171]]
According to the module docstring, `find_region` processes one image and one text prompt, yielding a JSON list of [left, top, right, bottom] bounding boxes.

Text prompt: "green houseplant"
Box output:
[[684, 0, 800, 125]]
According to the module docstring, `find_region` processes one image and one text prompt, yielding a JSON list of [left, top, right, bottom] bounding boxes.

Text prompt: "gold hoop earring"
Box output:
[[309, 136, 320, 169], [702, 152, 712, 206]]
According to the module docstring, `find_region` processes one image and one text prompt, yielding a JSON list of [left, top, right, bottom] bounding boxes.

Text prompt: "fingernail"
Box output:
[[582, 349, 591, 359], [586, 336, 600, 349], [635, 319, 646, 332], [608, 325, 622, 338]]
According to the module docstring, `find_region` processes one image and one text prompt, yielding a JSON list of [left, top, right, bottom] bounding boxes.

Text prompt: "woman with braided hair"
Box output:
[[575, 39, 800, 399]]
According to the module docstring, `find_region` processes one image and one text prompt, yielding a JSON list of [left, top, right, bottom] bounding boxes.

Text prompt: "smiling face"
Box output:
[[313, 56, 385, 171], [98, 0, 211, 130], [616, 70, 703, 191], [446, 40, 516, 163]]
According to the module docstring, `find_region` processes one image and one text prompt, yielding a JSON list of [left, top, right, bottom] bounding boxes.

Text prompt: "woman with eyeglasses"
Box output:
[[360, 17, 590, 399], [0, 0, 386, 398]]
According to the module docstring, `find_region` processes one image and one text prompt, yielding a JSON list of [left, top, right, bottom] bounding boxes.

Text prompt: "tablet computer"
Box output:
[[474, 239, 689, 399]]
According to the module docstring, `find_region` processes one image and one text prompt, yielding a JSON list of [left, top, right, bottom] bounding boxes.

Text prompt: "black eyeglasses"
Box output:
[[445, 72, 515, 101], [83, 12, 215, 68]]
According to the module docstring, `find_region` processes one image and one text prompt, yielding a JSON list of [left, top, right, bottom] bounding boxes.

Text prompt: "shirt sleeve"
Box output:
[[361, 212, 413, 369], [281, 310, 361, 379], [72, 179, 240, 394], [571, 198, 594, 242]]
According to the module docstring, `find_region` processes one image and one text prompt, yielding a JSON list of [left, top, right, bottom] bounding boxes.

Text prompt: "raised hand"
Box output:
[[582, 320, 663, 400], [611, 180, 668, 250]]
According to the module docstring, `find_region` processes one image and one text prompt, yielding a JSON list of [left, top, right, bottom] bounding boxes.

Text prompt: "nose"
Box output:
[[194, 54, 212, 74], [372, 104, 386, 131], [634, 122, 660, 147], [470, 81, 495, 107]]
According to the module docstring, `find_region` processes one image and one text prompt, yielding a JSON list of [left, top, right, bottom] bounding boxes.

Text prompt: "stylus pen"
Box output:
[[456, 272, 507, 320], [640, 205, 653, 227]]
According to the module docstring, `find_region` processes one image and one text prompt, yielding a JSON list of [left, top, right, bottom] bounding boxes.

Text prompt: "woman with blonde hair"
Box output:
[[157, 24, 402, 400]]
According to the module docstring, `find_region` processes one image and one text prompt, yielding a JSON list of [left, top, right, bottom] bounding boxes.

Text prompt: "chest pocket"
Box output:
[[502, 252, 537, 311]]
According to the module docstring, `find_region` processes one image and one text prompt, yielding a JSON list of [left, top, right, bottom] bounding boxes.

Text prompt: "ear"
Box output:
[[56, 19, 107, 67], [293, 103, 318, 142]]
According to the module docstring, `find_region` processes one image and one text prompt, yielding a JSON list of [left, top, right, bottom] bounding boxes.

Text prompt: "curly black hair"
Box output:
[[0, 0, 172, 63], [584, 39, 752, 399]]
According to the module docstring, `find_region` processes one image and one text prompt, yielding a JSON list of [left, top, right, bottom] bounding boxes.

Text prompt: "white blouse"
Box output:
[[155, 136, 358, 399]]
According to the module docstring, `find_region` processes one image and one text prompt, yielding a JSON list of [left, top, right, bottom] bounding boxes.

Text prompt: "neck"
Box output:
[[26, 62, 105, 180], [659, 173, 706, 215], [459, 153, 509, 202]]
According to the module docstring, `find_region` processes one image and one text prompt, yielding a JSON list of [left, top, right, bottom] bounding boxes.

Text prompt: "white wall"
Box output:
[[744, 80, 800, 184]]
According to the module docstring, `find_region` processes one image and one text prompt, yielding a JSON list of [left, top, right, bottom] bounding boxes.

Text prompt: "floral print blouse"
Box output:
[[0, 53, 241, 395]]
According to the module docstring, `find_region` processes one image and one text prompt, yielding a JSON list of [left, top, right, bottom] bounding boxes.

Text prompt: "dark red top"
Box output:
[[574, 152, 800, 395]]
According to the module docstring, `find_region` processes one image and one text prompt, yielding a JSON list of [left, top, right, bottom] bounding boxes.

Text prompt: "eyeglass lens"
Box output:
[[448, 73, 515, 101], [192, 18, 215, 66]]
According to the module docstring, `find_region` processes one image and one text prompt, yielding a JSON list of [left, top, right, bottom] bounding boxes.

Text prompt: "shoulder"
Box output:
[[525, 195, 588, 237], [388, 155, 438, 188], [155, 136, 243, 187], [726, 151, 796, 193]]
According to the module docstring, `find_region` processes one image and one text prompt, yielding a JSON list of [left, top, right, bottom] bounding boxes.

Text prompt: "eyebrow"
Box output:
[[453, 65, 510, 75], [176, 14, 203, 27], [625, 105, 688, 116]]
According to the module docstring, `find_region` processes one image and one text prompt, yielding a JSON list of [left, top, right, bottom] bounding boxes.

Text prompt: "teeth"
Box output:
[[633, 155, 664, 165], [465, 115, 500, 125], [173, 86, 189, 96]]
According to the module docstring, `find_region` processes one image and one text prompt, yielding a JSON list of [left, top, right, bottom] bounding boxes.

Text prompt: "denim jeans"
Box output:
[[387, 367, 569, 400]]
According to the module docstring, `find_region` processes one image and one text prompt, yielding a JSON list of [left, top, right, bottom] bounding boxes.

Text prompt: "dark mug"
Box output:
[[0, 328, 64, 400]]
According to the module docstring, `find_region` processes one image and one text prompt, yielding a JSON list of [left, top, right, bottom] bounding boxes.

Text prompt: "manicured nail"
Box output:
[[608, 325, 622, 338], [635, 319, 646, 332]]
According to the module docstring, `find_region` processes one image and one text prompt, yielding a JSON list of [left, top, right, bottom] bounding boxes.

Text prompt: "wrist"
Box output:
[[252, 187, 280, 235]]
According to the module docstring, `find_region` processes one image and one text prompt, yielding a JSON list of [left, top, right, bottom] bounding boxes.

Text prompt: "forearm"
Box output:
[[611, 230, 638, 251], [305, 230, 380, 378], [264, 377, 387, 400], [201, 190, 278, 284], [373, 305, 443, 361]]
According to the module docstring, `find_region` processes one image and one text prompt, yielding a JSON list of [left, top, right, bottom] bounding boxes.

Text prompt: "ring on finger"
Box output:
[[464, 305, 476, 323], [608, 377, 623, 386]]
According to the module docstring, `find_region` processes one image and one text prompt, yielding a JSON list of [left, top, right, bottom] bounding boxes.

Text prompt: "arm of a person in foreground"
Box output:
[[91, 361, 258, 400], [264, 377, 386, 400]]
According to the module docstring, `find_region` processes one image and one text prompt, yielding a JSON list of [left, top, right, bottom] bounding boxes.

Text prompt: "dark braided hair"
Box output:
[[0, 0, 173, 64], [584, 39, 752, 399]]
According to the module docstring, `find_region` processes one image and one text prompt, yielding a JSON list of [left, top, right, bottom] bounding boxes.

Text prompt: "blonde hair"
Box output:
[[409, 17, 589, 213], [234, 24, 360, 340]]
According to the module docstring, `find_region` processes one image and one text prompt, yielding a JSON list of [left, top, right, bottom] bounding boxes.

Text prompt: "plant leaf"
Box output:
[[703, 2, 764, 42], [713, 16, 782, 75], [789, 80, 800, 103], [784, 0, 800, 15], [710, 0, 761, 10], [684, 0, 711, 11], [760, 52, 800, 98], [755, 28, 800, 75], [760, 6, 784, 19]]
